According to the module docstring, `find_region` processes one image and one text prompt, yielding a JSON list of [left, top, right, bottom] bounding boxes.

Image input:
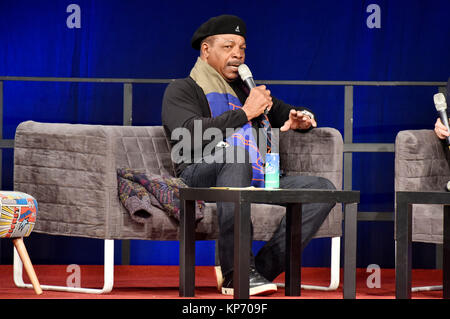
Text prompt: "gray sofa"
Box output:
[[395, 129, 450, 243], [13, 120, 344, 293]]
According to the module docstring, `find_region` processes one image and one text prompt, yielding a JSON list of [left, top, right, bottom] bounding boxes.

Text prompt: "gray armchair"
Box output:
[[395, 129, 450, 291], [13, 120, 344, 293]]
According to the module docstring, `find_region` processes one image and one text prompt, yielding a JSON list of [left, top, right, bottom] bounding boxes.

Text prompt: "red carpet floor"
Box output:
[[0, 265, 444, 299]]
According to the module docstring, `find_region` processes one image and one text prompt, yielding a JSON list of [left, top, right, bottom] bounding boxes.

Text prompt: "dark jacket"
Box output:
[[161, 76, 315, 176]]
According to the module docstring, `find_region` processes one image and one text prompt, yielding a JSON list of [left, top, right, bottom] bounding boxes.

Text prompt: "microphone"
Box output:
[[238, 64, 268, 115], [434, 92, 450, 146]]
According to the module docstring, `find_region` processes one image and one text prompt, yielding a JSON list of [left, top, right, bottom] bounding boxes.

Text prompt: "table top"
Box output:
[[180, 187, 360, 204], [396, 190, 450, 204]]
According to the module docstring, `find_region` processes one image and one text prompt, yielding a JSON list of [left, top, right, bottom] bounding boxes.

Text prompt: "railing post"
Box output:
[[0, 81, 3, 191], [122, 82, 133, 265], [0, 80, 2, 263], [344, 85, 353, 191], [123, 83, 133, 126]]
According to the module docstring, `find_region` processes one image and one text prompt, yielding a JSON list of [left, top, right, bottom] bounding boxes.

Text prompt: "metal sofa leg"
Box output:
[[276, 236, 341, 291], [411, 243, 443, 292], [394, 241, 443, 293], [213, 240, 224, 291], [301, 236, 341, 291], [411, 285, 442, 292], [13, 239, 114, 294], [215, 237, 342, 292]]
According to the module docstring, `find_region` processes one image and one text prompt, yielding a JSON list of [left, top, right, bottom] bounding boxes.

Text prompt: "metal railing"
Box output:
[[0, 76, 446, 266], [0, 76, 447, 221]]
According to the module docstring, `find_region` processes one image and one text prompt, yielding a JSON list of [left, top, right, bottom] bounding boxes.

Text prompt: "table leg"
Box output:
[[179, 199, 196, 297], [234, 201, 251, 299], [395, 199, 412, 299], [285, 203, 302, 296], [343, 202, 357, 299], [443, 205, 450, 299]]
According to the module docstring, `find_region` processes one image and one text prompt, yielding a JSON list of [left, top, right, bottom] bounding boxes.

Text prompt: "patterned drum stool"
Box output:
[[0, 191, 42, 294]]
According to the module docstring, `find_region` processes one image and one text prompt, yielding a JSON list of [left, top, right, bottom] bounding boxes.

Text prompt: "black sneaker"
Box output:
[[221, 268, 277, 296]]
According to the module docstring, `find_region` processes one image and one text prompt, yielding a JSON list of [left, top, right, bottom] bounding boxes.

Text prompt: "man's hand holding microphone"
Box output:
[[239, 63, 316, 131]]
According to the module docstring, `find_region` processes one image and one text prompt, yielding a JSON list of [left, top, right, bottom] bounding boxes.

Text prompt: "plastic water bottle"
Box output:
[[265, 153, 279, 188]]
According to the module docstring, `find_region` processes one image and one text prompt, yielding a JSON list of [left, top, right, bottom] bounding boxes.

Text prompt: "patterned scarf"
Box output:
[[190, 57, 272, 187], [117, 168, 204, 224]]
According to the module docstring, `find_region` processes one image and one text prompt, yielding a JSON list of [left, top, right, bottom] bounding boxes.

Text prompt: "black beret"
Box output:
[[191, 15, 247, 50]]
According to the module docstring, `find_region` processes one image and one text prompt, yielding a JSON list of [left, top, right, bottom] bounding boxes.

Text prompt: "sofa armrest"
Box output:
[[395, 129, 450, 243], [14, 121, 118, 239], [395, 129, 450, 192], [279, 127, 344, 238], [279, 127, 343, 190]]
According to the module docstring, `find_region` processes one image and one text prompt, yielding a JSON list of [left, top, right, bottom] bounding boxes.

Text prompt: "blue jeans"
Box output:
[[179, 146, 336, 281]]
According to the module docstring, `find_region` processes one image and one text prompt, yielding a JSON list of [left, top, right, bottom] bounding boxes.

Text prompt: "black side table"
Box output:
[[395, 191, 450, 299], [179, 187, 360, 299]]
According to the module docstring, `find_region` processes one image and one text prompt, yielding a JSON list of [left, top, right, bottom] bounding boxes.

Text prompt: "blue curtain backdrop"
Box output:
[[0, 0, 449, 268]]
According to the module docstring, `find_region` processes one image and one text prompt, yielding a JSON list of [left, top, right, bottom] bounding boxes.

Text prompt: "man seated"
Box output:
[[162, 15, 336, 296]]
